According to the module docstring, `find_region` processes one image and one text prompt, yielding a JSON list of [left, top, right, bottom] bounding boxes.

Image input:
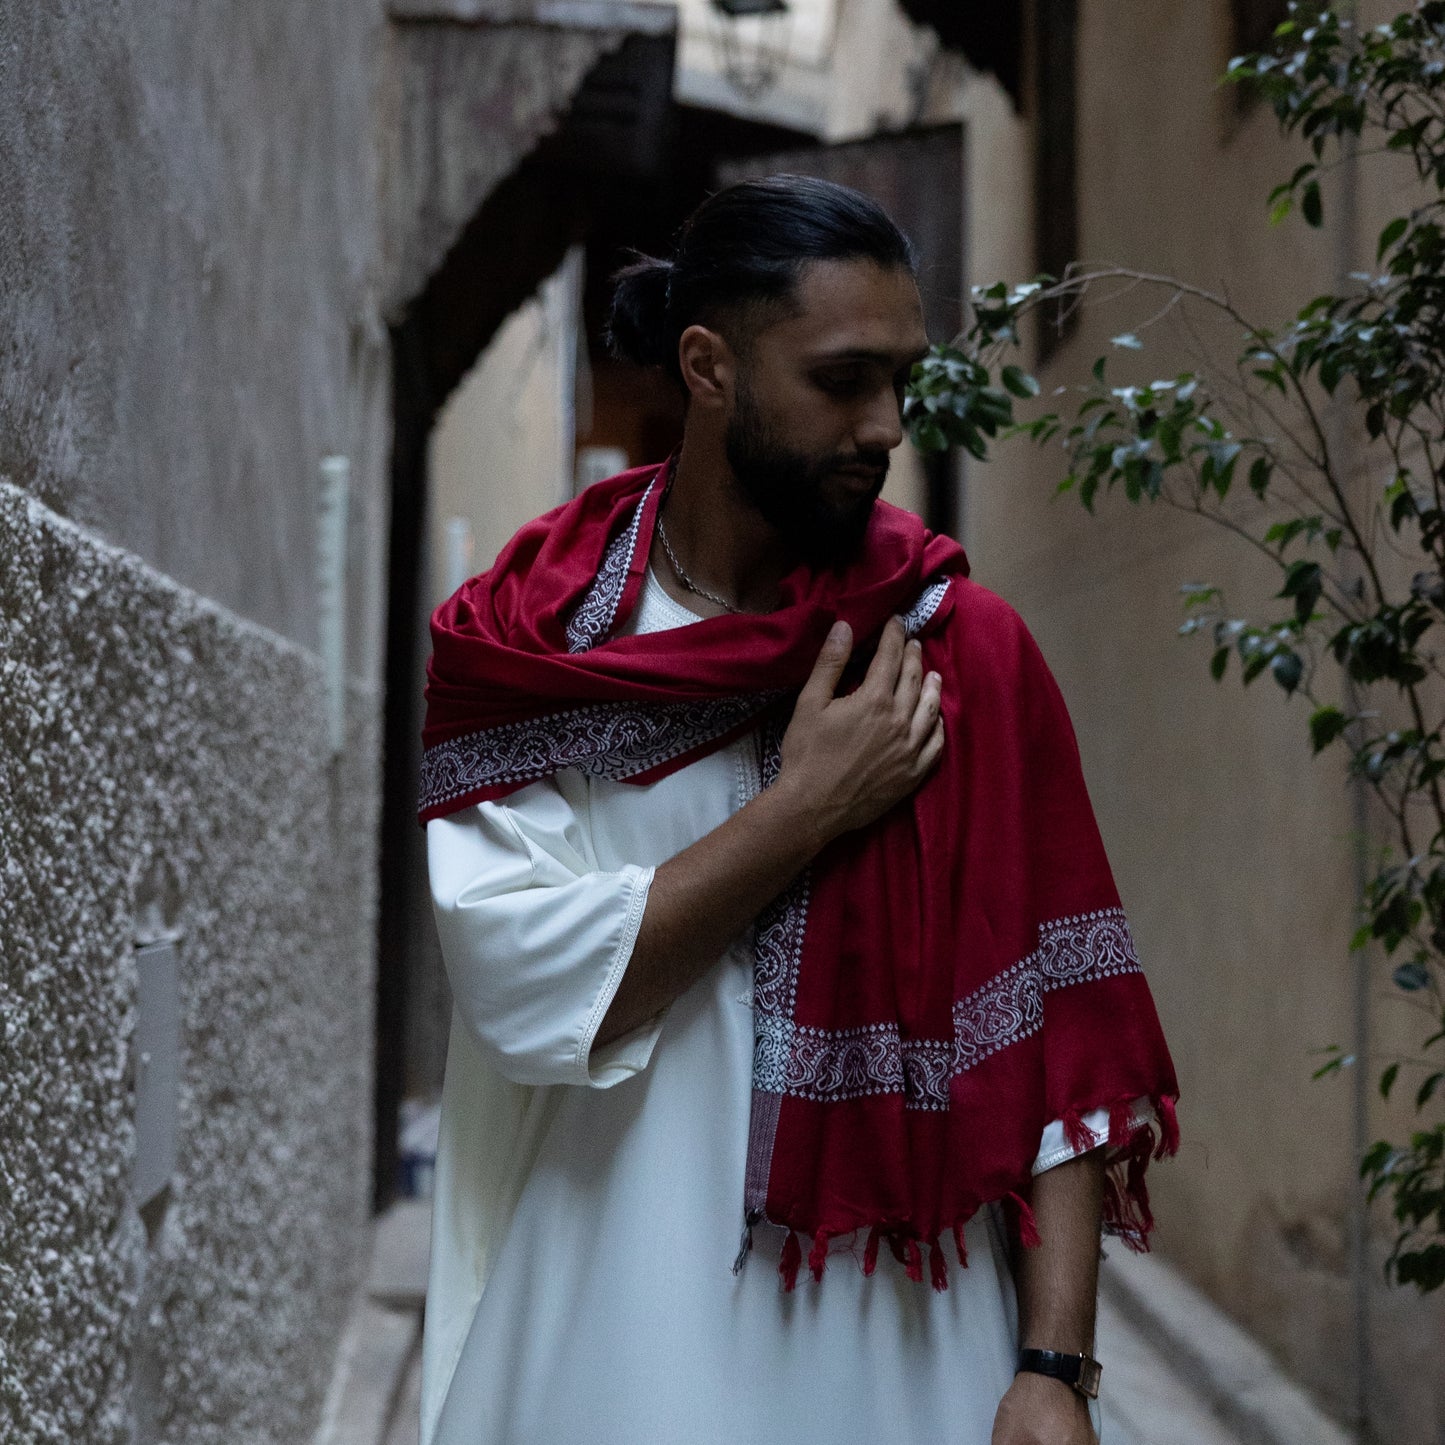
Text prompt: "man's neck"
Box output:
[[650, 432, 792, 618]]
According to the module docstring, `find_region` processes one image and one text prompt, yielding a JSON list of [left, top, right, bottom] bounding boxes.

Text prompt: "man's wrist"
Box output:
[[1016, 1348, 1102, 1400], [754, 771, 833, 859]]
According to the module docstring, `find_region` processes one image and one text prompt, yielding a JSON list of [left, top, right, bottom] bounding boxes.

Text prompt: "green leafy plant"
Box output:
[[906, 1, 1445, 1292]]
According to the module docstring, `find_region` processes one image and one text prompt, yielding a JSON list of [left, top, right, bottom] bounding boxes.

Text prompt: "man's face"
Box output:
[[721, 257, 929, 568]]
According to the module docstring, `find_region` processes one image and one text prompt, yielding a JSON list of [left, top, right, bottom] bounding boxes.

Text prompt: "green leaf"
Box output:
[[1378, 216, 1409, 259], [1302, 180, 1324, 227], [1210, 646, 1230, 681], [1381, 1062, 1401, 1099], [1310, 706, 1348, 752], [1417, 1073, 1443, 1110], [1279, 560, 1323, 623], [1397, 1245, 1445, 1292], [1001, 365, 1041, 399], [1394, 962, 1431, 991], [1312, 1047, 1355, 1079], [1360, 1139, 1395, 1180], [1271, 650, 1304, 694], [1252, 365, 1288, 396]]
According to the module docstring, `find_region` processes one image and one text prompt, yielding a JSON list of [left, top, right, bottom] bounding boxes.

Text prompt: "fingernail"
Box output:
[[829, 621, 850, 643]]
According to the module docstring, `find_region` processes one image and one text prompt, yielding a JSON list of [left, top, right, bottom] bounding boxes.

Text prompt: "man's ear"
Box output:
[[677, 325, 735, 412]]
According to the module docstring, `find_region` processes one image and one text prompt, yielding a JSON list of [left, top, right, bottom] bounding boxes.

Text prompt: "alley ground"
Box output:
[[318, 1199, 1355, 1445], [376, 1283, 1238, 1445]]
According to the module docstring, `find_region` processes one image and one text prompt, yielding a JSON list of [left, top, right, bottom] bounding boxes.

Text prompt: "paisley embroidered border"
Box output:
[[563, 478, 656, 654], [419, 692, 780, 812], [901, 577, 950, 638], [749, 908, 1142, 1110]]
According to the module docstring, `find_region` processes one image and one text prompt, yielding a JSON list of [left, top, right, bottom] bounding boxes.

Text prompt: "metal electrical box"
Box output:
[[132, 939, 180, 1206]]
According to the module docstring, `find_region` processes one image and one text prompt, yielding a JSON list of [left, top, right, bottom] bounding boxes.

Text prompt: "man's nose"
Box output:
[[856, 387, 904, 453]]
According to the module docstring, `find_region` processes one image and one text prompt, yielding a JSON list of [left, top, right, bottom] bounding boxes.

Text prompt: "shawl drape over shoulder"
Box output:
[[421, 459, 1179, 1288]]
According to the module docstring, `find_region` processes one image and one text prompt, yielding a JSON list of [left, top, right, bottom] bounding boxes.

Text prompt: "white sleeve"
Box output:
[[1031, 1096, 1156, 1175], [426, 778, 663, 1089]]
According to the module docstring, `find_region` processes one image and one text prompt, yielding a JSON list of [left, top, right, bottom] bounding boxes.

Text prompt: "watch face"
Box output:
[[1076, 1358, 1103, 1399]]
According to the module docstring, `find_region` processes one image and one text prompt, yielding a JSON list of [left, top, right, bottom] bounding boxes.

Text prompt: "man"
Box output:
[[417, 175, 1178, 1445]]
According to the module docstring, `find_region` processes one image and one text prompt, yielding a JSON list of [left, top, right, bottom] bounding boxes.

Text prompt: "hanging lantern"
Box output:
[[708, 0, 792, 102]]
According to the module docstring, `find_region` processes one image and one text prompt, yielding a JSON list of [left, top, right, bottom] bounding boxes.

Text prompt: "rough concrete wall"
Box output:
[[0, 2, 661, 1440], [0, 481, 379, 1445], [0, 1, 386, 648], [961, 1, 1445, 1437]]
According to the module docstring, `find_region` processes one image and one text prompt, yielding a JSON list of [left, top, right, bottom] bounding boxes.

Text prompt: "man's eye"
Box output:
[[816, 373, 865, 395]]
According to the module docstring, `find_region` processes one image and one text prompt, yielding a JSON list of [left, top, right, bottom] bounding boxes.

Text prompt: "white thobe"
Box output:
[[421, 570, 1130, 1445]]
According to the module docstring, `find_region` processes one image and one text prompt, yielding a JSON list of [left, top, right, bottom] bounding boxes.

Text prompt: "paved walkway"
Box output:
[[381, 1288, 1242, 1445], [324, 1200, 1348, 1445], [1096, 1286, 1240, 1444]]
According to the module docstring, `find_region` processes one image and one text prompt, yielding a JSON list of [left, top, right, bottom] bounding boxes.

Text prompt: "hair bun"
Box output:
[[605, 255, 676, 372]]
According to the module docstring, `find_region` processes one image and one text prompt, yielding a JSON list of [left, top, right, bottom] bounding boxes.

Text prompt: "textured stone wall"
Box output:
[[0, 481, 380, 1444], [0, 3, 656, 1438], [0, 4, 390, 1440]]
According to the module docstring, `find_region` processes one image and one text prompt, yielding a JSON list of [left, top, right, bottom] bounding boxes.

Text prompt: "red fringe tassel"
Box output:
[[763, 1096, 1181, 1291], [1061, 1108, 1095, 1154], [808, 1230, 830, 1284], [1156, 1094, 1181, 1158], [903, 1237, 924, 1283], [779, 1230, 802, 1291], [1008, 1192, 1042, 1249], [1108, 1098, 1136, 1150], [862, 1225, 881, 1277], [928, 1237, 948, 1292]]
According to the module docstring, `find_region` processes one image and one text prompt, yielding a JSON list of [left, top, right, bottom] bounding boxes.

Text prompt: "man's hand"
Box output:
[[773, 616, 944, 850], [991, 1372, 1096, 1445], [596, 615, 943, 1048]]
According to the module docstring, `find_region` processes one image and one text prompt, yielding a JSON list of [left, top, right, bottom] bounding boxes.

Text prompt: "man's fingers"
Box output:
[[797, 620, 854, 712], [917, 715, 945, 775], [907, 670, 942, 749], [895, 638, 924, 718], [862, 616, 907, 698]]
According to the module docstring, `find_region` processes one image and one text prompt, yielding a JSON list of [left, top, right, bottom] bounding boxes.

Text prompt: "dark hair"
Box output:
[[606, 174, 917, 381]]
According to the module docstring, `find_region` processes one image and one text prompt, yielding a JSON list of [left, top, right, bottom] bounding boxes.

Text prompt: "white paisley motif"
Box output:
[[563, 478, 656, 653], [900, 577, 950, 638], [748, 907, 1143, 1113], [419, 692, 780, 813]]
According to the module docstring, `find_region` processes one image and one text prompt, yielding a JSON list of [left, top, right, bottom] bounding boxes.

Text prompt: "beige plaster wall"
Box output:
[[651, 0, 941, 142], [957, 2, 1445, 1437], [427, 251, 583, 594]]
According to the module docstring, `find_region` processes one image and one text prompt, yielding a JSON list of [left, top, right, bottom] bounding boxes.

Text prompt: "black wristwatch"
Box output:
[[1016, 1348, 1103, 1400]]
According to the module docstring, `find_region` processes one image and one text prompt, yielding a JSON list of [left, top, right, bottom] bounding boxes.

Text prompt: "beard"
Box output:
[[723, 370, 889, 569]]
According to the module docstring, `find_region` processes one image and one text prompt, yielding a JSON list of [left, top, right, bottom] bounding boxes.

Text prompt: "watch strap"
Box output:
[[1016, 1348, 1103, 1399]]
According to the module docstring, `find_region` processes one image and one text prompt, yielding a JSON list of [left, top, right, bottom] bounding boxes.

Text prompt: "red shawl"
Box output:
[[421, 459, 1179, 1289]]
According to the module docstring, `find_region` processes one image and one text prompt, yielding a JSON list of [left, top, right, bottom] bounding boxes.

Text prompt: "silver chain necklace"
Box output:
[[656, 510, 745, 615]]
